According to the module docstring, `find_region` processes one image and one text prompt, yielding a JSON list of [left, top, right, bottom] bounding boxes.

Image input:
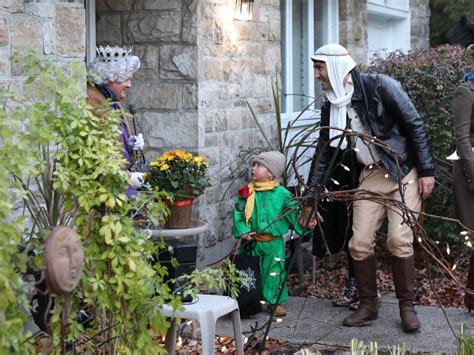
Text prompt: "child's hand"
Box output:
[[243, 232, 256, 241], [298, 207, 322, 228]]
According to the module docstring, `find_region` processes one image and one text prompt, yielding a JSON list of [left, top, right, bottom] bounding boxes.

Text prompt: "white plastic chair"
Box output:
[[160, 294, 244, 355]]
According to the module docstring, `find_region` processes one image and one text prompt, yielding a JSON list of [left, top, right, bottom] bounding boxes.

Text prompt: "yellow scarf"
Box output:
[[244, 181, 280, 226]]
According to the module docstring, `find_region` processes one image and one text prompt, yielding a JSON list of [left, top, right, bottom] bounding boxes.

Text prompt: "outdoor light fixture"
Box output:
[[234, 0, 254, 21]]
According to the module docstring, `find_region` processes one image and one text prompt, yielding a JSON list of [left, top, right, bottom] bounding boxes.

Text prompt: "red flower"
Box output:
[[238, 186, 250, 199]]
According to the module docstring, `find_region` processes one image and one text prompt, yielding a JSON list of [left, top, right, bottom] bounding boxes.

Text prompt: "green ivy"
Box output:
[[365, 45, 472, 245]]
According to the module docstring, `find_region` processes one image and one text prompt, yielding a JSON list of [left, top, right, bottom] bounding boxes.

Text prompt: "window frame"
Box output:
[[280, 0, 339, 127], [85, 0, 96, 65]]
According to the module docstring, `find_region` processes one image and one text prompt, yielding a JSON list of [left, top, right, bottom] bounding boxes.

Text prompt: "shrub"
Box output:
[[365, 45, 472, 245]]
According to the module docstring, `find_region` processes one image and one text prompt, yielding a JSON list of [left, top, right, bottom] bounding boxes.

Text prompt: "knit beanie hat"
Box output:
[[252, 151, 286, 179]]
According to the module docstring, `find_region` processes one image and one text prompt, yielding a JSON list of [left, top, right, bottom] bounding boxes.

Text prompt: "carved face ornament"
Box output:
[[44, 226, 84, 295]]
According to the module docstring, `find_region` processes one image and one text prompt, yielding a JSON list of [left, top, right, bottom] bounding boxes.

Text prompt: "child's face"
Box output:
[[251, 162, 274, 181]]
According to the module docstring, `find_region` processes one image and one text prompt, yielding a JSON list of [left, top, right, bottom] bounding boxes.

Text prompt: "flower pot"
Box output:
[[165, 199, 193, 229]]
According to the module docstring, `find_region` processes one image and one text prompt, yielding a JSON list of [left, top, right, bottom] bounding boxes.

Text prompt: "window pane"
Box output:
[[313, 0, 325, 108], [292, 0, 309, 112]]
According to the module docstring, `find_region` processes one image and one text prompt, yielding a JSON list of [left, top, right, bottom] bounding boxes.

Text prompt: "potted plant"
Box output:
[[146, 149, 211, 228]]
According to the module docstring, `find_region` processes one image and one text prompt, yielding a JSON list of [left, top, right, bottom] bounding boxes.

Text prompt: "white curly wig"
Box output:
[[88, 46, 141, 85]]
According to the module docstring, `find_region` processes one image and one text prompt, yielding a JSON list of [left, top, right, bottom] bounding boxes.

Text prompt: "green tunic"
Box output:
[[232, 185, 310, 305]]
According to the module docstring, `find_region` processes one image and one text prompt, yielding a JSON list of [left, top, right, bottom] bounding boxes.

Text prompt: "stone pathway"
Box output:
[[216, 296, 473, 353]]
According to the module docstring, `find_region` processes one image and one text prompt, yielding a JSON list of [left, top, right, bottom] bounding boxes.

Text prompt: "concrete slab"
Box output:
[[216, 296, 474, 353]]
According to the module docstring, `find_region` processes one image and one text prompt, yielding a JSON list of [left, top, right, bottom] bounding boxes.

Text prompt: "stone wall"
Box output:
[[0, 0, 85, 84], [410, 0, 430, 50], [195, 0, 280, 265], [96, 0, 280, 267], [338, 0, 368, 64]]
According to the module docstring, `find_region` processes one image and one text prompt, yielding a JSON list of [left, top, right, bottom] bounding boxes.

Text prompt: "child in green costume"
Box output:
[[232, 151, 312, 317]]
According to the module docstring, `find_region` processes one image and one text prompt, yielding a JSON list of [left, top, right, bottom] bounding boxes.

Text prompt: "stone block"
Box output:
[[132, 69, 157, 81], [0, 18, 8, 47], [11, 18, 41, 52], [143, 111, 199, 149], [159, 44, 197, 80], [204, 112, 214, 133], [144, 0, 180, 10], [198, 83, 220, 109], [228, 110, 242, 130], [183, 83, 197, 109], [96, 0, 135, 12], [128, 82, 180, 110], [57, 7, 85, 56], [0, 1, 23, 13], [124, 11, 181, 43], [214, 110, 227, 132], [25, 2, 55, 18], [182, 0, 197, 43], [234, 21, 268, 41], [204, 133, 218, 146], [0, 56, 10, 75], [43, 21, 56, 55], [201, 58, 224, 80], [134, 45, 159, 70], [96, 13, 122, 45]]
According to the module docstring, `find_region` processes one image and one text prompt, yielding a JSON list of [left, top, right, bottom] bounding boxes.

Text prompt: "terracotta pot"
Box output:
[[165, 199, 193, 229]]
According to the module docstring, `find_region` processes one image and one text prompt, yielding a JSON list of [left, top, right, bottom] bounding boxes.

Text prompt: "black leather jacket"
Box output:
[[306, 69, 435, 194]]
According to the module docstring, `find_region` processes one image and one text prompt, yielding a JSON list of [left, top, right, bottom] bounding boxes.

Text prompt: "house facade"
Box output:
[[1, 0, 429, 267]]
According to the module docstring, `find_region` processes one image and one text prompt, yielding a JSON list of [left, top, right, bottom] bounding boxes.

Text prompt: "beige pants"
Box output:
[[349, 167, 422, 260]]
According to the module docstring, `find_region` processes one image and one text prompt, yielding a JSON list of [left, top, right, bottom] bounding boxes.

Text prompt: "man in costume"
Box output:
[[300, 44, 435, 332]]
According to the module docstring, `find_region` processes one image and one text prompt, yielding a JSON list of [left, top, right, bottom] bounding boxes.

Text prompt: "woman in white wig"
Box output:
[[87, 45, 145, 198]]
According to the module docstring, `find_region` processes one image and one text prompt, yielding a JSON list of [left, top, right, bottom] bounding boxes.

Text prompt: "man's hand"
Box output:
[[418, 176, 435, 199], [243, 232, 256, 241], [298, 206, 322, 228]]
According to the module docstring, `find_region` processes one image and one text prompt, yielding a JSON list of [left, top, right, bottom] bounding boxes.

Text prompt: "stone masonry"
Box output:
[[410, 0, 430, 50], [96, 0, 280, 267], [339, 0, 368, 64], [0, 0, 85, 84]]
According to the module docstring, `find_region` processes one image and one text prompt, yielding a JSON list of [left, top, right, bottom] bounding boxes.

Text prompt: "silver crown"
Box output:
[[96, 45, 133, 62]]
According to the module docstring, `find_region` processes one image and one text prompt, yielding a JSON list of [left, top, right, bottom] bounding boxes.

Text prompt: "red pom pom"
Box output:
[[238, 186, 250, 198]]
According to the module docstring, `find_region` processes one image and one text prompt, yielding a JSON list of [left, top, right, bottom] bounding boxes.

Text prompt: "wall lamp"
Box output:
[[234, 0, 254, 21]]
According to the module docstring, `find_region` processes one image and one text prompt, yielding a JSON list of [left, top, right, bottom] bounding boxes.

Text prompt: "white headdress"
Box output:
[[88, 45, 141, 84], [311, 44, 356, 149]]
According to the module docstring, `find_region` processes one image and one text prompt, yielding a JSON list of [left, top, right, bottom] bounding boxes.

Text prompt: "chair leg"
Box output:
[[198, 317, 216, 355], [231, 309, 244, 355], [165, 318, 177, 354]]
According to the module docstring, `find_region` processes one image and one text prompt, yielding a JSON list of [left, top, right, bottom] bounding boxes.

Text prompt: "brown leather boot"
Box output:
[[343, 255, 379, 327], [465, 252, 474, 311], [392, 255, 420, 332]]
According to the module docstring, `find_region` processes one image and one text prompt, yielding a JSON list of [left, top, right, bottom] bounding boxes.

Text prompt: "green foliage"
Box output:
[[0, 61, 58, 353], [350, 338, 378, 355], [430, 0, 474, 47], [366, 45, 472, 244], [146, 149, 211, 201], [458, 324, 474, 355]]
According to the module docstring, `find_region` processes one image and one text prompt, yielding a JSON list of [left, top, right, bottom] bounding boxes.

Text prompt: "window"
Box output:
[[280, 0, 339, 185], [367, 0, 410, 62], [280, 0, 339, 124]]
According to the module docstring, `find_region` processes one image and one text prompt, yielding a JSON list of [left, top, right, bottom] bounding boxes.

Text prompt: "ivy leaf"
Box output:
[[128, 258, 136, 272]]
